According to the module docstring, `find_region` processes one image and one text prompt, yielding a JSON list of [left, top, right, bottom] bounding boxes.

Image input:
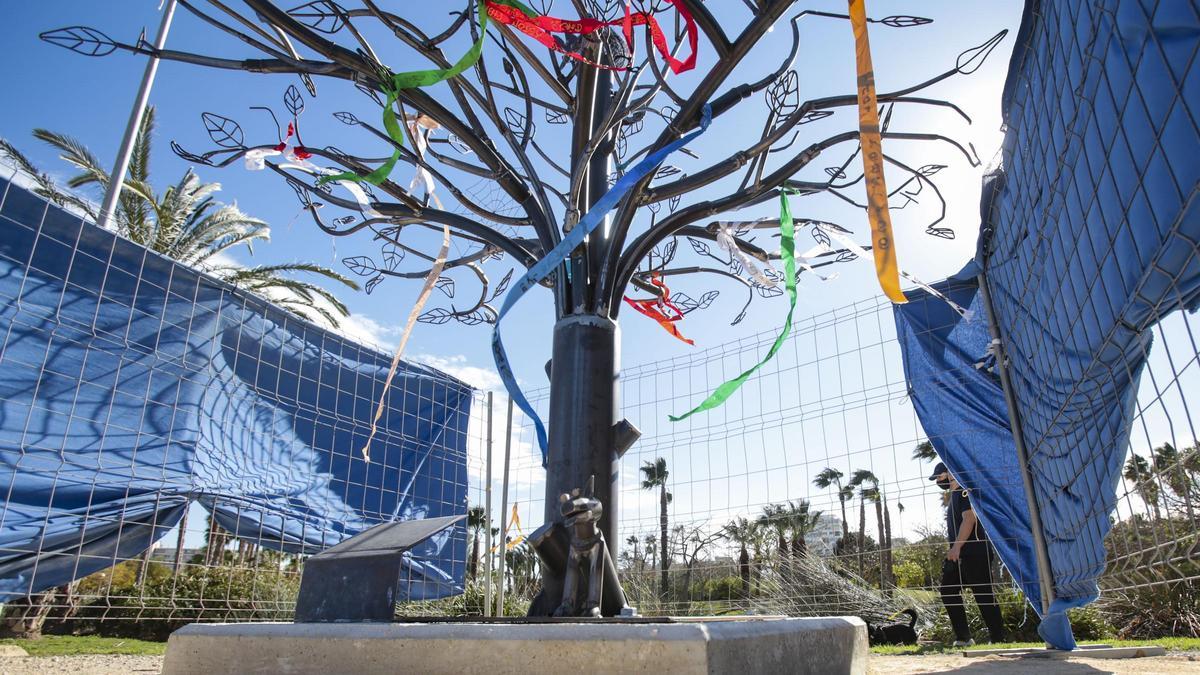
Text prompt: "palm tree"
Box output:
[[758, 503, 789, 562], [1124, 454, 1162, 521], [1153, 442, 1200, 519], [625, 534, 642, 571], [785, 499, 822, 558], [643, 533, 658, 572], [1, 108, 358, 328], [849, 469, 879, 579], [641, 457, 672, 597], [721, 517, 754, 595], [467, 505, 485, 580], [912, 440, 938, 463], [813, 467, 851, 547]]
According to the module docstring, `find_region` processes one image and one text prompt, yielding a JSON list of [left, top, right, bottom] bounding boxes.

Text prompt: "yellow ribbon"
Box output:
[[490, 504, 527, 553], [849, 0, 906, 303]]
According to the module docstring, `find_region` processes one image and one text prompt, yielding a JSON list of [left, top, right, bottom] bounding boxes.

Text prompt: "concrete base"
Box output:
[[163, 616, 867, 674]]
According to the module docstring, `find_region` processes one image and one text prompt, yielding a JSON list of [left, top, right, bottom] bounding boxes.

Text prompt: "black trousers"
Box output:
[[939, 555, 1006, 642]]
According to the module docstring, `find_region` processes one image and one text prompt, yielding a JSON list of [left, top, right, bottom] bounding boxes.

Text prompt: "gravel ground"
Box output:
[[1, 651, 1197, 674], [869, 651, 1200, 674], [0, 655, 163, 675]]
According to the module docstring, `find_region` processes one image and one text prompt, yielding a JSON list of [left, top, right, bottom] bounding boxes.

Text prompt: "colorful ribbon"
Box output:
[[623, 274, 694, 345], [669, 190, 800, 422], [318, 0, 527, 187], [493, 104, 713, 464], [490, 504, 527, 553], [359, 222, 452, 461], [486, 0, 698, 75], [850, 0, 906, 304]]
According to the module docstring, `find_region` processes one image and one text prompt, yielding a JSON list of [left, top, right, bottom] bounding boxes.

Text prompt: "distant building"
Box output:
[[150, 547, 205, 563], [804, 516, 844, 557]]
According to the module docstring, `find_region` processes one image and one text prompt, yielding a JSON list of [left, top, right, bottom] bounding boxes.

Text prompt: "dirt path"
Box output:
[[870, 652, 1200, 674]]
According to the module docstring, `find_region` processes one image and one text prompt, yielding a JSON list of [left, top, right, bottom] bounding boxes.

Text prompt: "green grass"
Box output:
[[0, 635, 166, 657], [871, 637, 1200, 656]]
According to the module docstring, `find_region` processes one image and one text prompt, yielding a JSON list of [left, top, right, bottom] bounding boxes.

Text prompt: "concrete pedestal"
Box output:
[[163, 616, 866, 674]]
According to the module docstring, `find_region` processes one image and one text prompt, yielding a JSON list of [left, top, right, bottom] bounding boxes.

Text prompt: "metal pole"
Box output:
[[483, 391, 494, 617], [97, 0, 177, 231], [495, 397, 514, 617], [978, 270, 1055, 616]]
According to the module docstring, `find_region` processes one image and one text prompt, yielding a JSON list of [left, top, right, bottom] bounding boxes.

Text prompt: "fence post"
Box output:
[[484, 392, 494, 617], [496, 397, 513, 617], [978, 270, 1055, 617]]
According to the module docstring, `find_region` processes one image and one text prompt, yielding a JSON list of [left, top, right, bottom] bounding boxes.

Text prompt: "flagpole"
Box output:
[[96, 0, 177, 230]]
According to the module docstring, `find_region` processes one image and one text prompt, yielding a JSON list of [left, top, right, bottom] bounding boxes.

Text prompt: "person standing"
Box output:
[[930, 461, 1006, 646]]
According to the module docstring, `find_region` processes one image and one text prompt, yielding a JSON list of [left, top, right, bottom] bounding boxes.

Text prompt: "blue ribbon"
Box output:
[[492, 104, 713, 465]]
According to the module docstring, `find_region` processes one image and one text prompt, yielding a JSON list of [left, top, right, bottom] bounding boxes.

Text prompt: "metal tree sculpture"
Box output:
[[44, 0, 1004, 614]]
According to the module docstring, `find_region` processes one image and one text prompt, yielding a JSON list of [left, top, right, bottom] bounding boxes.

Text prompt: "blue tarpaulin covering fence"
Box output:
[[0, 176, 472, 602], [896, 0, 1200, 650]]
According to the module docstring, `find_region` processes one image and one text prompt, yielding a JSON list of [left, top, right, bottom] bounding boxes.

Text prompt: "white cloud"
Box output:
[[410, 353, 503, 391]]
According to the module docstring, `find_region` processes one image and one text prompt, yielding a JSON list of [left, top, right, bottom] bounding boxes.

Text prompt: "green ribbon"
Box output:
[[319, 0, 533, 187], [669, 190, 799, 422]]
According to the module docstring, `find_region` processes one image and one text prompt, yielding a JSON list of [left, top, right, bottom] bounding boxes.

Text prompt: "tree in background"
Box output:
[[1125, 453, 1163, 521], [721, 517, 755, 596], [641, 457, 672, 597], [759, 502, 790, 562], [912, 440, 938, 463], [0, 107, 357, 328], [1153, 442, 1200, 520], [786, 499, 822, 558], [814, 467, 852, 549], [467, 505, 486, 581]]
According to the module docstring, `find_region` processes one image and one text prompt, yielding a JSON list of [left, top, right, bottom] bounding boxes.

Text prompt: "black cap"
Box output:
[[928, 462, 948, 481]]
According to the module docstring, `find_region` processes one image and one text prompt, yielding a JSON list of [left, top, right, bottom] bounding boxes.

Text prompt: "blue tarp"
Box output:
[[0, 177, 472, 601], [897, 0, 1200, 650], [892, 272, 1045, 611]]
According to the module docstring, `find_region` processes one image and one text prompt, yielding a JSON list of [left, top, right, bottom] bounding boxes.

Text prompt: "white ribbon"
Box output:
[[806, 222, 970, 318], [717, 220, 778, 287]]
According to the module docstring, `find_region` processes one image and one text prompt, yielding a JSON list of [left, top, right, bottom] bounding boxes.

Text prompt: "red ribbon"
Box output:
[[273, 122, 313, 160], [486, 0, 698, 75], [623, 275, 695, 345]]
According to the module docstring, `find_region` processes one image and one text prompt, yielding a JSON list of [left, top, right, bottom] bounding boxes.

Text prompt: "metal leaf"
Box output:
[[40, 26, 118, 57], [755, 283, 784, 299], [342, 255, 378, 277], [288, 0, 347, 34], [661, 238, 678, 265], [201, 112, 245, 148], [669, 194, 681, 213], [503, 108, 533, 143], [333, 112, 359, 126], [381, 242, 405, 271], [287, 178, 314, 208], [731, 308, 748, 326], [169, 141, 214, 166], [364, 274, 384, 295], [647, 201, 661, 215], [448, 134, 473, 155], [654, 165, 681, 180], [458, 311, 486, 326], [729, 259, 744, 277], [616, 134, 628, 160], [332, 215, 356, 227], [834, 251, 859, 263], [435, 276, 455, 298], [798, 110, 834, 125], [926, 227, 956, 240], [825, 167, 847, 180], [284, 85, 305, 117], [687, 237, 712, 256], [660, 105, 679, 124], [545, 109, 569, 125], [489, 268, 513, 301], [300, 73, 317, 97], [418, 307, 453, 325], [696, 290, 719, 309], [918, 163, 947, 176], [880, 15, 933, 28], [767, 71, 799, 119], [956, 30, 1008, 75], [811, 227, 832, 249]]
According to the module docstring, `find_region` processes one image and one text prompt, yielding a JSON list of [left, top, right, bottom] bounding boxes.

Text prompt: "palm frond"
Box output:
[[32, 129, 109, 192]]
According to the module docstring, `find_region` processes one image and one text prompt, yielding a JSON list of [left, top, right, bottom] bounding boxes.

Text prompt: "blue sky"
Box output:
[[0, 1, 1029, 544]]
